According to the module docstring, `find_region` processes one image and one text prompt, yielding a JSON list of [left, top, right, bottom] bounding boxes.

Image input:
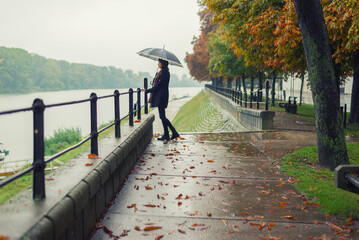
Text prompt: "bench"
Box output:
[[279, 96, 297, 114]]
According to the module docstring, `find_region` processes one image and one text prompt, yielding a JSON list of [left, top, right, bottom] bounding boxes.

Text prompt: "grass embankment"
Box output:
[[272, 102, 359, 218], [172, 90, 224, 132]]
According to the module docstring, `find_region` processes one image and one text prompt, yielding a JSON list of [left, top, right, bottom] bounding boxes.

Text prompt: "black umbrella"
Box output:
[[137, 47, 183, 68]]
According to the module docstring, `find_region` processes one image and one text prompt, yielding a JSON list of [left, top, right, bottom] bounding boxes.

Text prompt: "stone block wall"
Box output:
[[205, 88, 275, 131]]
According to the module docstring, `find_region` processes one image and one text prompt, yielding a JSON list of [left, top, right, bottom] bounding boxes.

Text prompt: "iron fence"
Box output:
[[205, 80, 270, 110], [0, 78, 149, 199]]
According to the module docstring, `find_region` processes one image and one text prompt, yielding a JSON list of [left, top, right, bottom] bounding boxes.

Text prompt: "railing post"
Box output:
[[250, 91, 253, 108], [144, 78, 148, 114], [265, 81, 269, 110], [344, 104, 347, 129], [137, 88, 141, 120], [114, 90, 121, 138], [129, 88, 134, 126], [257, 89, 260, 109], [244, 91, 248, 108], [90, 93, 98, 155], [240, 91, 242, 106], [33, 98, 46, 200]]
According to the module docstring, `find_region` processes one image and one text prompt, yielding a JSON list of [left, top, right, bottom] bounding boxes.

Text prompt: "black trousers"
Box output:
[[158, 107, 177, 136]]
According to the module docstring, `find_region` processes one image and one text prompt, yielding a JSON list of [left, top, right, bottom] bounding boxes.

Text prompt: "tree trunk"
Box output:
[[349, 50, 359, 123], [242, 73, 247, 92], [300, 74, 304, 106], [227, 77, 232, 89], [271, 71, 276, 106], [294, 0, 349, 170], [258, 72, 263, 102]]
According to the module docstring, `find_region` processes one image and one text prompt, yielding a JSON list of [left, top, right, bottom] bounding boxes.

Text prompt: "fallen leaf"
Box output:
[[219, 180, 230, 184], [192, 224, 206, 227], [207, 160, 215, 162], [155, 235, 164, 240], [282, 215, 297, 220], [134, 226, 141, 231], [207, 213, 212, 217], [127, 204, 137, 208], [85, 162, 93, 166], [88, 153, 100, 159], [178, 202, 182, 206], [143, 204, 156, 208], [143, 226, 162, 231], [325, 222, 343, 231], [345, 222, 355, 226], [178, 229, 186, 234], [240, 213, 249, 216], [145, 186, 153, 190], [46, 177, 54, 181], [0, 236, 9, 240]]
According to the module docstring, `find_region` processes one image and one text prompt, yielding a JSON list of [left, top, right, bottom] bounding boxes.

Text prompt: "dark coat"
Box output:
[[146, 70, 170, 108]]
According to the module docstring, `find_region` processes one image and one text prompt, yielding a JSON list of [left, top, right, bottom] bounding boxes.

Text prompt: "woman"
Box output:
[[146, 59, 180, 141]]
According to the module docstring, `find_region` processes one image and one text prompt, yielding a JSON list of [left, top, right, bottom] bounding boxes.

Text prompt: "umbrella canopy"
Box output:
[[137, 47, 183, 68]]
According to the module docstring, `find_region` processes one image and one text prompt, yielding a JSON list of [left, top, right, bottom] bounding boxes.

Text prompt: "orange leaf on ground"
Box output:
[[219, 180, 230, 184], [192, 223, 206, 227], [282, 215, 297, 220], [88, 153, 101, 159], [134, 120, 141, 123], [85, 163, 93, 166], [178, 202, 182, 206], [134, 226, 141, 231], [0, 236, 9, 240], [207, 213, 212, 217], [345, 222, 355, 226], [143, 226, 162, 231], [155, 235, 164, 240], [240, 213, 249, 216], [143, 204, 156, 207], [207, 160, 214, 162], [145, 186, 153, 190], [178, 229, 186, 234], [250, 223, 259, 226]]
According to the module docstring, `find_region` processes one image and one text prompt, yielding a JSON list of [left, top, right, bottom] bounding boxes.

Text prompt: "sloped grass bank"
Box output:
[[280, 143, 359, 219], [172, 90, 224, 132]]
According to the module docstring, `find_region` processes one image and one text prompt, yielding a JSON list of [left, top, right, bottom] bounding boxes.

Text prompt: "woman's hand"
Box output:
[[141, 88, 146, 92]]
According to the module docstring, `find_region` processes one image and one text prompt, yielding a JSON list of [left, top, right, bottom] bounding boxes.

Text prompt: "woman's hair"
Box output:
[[159, 59, 169, 71]]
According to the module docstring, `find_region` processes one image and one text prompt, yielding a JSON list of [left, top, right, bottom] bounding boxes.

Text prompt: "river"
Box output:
[[0, 87, 203, 162]]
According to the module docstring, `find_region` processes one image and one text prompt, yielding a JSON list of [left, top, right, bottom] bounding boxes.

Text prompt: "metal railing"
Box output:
[[205, 80, 270, 110], [0, 78, 150, 199], [335, 165, 359, 194]]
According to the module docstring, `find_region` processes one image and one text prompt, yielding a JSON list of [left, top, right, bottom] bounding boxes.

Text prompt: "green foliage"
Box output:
[[0, 46, 201, 94], [280, 144, 359, 218], [44, 128, 82, 156]]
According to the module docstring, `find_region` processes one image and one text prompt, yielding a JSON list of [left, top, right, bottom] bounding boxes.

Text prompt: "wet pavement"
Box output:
[[91, 131, 357, 239]]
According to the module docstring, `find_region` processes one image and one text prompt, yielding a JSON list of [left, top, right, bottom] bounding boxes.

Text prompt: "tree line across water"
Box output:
[[0, 46, 202, 94]]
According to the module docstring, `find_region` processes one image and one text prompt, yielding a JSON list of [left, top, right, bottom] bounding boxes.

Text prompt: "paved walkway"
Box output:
[[90, 99, 357, 239]]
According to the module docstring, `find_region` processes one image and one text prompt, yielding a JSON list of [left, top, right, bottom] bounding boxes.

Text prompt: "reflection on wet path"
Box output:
[[91, 131, 347, 240]]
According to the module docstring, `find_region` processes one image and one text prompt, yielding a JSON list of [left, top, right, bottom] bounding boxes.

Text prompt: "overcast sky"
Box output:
[[0, 0, 201, 77]]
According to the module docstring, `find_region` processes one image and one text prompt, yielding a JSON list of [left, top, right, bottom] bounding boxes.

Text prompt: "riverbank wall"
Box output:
[[205, 88, 275, 130]]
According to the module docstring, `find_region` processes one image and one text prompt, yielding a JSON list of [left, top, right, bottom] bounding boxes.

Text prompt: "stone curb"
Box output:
[[22, 114, 155, 240]]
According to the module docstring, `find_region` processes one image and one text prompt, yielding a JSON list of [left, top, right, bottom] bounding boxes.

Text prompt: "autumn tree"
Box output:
[[322, 0, 359, 123], [294, 0, 349, 170], [185, 8, 216, 82]]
